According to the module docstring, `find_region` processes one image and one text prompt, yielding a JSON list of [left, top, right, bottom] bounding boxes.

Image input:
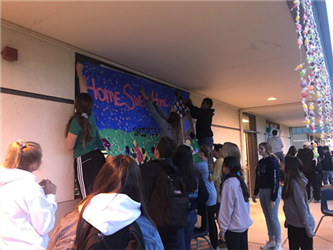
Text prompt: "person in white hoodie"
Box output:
[[281, 156, 315, 250], [47, 154, 163, 250], [0, 140, 57, 250], [218, 156, 253, 250]]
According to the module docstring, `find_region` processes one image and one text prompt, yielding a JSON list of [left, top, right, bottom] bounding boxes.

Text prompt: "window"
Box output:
[[266, 120, 280, 129]]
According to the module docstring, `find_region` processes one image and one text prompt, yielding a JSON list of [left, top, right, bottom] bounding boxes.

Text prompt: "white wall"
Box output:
[[1, 26, 75, 202], [1, 24, 242, 203]]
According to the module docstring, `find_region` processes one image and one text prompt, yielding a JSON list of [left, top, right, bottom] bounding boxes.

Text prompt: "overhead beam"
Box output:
[[240, 101, 304, 112]]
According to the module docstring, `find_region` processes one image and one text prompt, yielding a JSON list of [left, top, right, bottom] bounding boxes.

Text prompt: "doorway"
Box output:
[[242, 113, 258, 197], [244, 132, 258, 197]]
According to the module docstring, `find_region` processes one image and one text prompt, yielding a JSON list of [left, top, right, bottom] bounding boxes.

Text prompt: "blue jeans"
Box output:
[[178, 209, 197, 250], [198, 137, 213, 149], [322, 170, 333, 185], [259, 187, 281, 243]]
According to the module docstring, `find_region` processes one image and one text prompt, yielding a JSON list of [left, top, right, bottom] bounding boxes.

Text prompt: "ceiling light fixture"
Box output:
[[242, 119, 249, 123], [267, 97, 277, 101]]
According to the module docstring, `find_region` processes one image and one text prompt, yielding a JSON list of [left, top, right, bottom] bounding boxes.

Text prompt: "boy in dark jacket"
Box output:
[[176, 90, 214, 149], [297, 142, 321, 202], [321, 146, 333, 185]]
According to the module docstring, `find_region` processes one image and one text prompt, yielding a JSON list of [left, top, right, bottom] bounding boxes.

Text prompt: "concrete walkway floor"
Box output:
[[192, 200, 333, 250]]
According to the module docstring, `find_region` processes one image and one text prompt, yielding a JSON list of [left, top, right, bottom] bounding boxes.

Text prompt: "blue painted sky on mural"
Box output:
[[79, 61, 189, 134]]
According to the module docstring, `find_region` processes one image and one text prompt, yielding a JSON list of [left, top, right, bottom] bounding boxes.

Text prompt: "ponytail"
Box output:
[[65, 93, 94, 147], [223, 174, 249, 202], [3, 141, 22, 169], [65, 114, 93, 147], [199, 145, 214, 182], [3, 140, 42, 171], [222, 156, 249, 202]]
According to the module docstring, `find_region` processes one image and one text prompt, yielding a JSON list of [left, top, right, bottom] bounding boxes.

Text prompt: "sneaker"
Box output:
[[313, 199, 321, 203], [274, 242, 282, 250], [260, 240, 276, 249]]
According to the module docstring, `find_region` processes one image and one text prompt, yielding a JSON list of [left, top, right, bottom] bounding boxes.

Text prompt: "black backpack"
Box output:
[[80, 220, 145, 250], [148, 161, 190, 231]]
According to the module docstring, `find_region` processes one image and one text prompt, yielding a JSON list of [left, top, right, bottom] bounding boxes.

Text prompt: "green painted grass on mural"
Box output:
[[99, 128, 201, 163]]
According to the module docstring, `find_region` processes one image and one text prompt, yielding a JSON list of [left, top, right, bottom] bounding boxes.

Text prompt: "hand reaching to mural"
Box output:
[[76, 62, 87, 93], [139, 87, 148, 99], [76, 62, 84, 75], [149, 92, 156, 103], [176, 89, 188, 104]]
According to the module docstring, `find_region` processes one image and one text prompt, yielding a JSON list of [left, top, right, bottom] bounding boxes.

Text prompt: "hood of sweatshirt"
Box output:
[[259, 155, 277, 165], [0, 166, 36, 187], [80, 193, 141, 236]]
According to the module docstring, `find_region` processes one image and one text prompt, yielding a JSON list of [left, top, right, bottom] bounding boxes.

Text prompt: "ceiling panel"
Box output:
[[1, 1, 308, 127]]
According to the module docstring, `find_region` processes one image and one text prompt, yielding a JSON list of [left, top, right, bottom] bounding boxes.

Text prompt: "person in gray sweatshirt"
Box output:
[[281, 155, 316, 250], [139, 87, 183, 146], [218, 156, 253, 250]]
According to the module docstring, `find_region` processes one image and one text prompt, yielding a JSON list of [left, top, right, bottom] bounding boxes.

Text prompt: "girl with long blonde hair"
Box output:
[[222, 142, 245, 181]]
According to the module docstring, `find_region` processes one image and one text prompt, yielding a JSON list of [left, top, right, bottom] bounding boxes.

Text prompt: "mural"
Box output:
[[79, 61, 200, 164]]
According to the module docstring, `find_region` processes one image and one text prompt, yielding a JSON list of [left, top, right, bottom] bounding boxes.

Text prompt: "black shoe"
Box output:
[[218, 239, 227, 248]]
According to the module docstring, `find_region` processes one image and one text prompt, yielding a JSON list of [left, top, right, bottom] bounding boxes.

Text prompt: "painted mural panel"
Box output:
[[79, 62, 199, 164]]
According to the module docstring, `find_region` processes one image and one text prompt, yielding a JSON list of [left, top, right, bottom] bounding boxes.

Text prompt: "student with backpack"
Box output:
[[0, 140, 57, 250], [194, 145, 218, 250], [47, 155, 163, 250], [140, 136, 189, 250], [218, 157, 253, 250], [172, 145, 209, 250], [65, 62, 106, 198], [281, 156, 315, 250]]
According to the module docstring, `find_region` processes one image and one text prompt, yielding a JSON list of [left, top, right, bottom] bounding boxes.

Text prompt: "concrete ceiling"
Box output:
[[1, 1, 309, 127]]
